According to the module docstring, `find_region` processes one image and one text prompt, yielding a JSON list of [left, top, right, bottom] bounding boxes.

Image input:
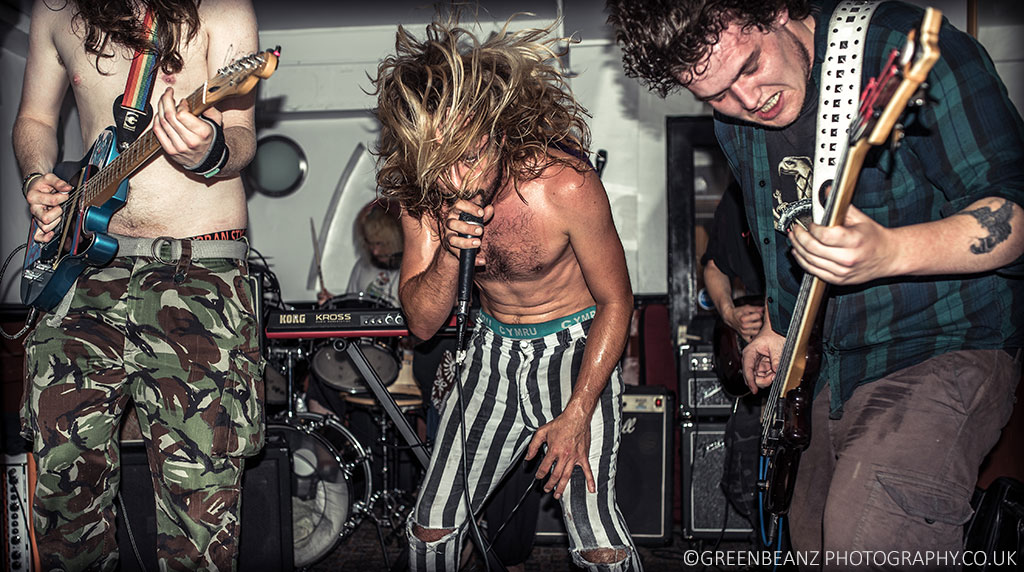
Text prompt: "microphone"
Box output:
[[456, 211, 483, 352]]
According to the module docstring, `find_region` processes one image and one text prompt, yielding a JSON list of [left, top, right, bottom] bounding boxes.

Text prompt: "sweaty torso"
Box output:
[[472, 167, 596, 324], [50, 6, 249, 239]]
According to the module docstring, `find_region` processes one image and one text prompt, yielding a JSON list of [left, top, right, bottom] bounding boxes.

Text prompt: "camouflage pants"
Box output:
[[21, 253, 265, 572]]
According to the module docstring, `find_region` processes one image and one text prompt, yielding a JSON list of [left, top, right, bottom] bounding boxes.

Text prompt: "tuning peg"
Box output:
[[891, 124, 906, 152], [910, 82, 929, 107]]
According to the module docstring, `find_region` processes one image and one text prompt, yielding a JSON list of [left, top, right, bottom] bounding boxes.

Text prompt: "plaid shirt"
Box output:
[[714, 0, 1024, 414]]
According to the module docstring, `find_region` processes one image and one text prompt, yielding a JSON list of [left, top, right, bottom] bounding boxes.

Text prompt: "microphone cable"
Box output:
[[451, 211, 503, 572]]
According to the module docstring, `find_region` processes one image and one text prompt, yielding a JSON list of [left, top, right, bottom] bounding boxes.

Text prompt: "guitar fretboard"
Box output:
[[82, 52, 270, 209]]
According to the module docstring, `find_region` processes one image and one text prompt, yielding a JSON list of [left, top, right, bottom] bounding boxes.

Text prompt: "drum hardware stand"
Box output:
[[333, 337, 428, 570], [268, 344, 307, 420], [336, 338, 431, 468], [357, 407, 420, 569], [266, 333, 430, 568]]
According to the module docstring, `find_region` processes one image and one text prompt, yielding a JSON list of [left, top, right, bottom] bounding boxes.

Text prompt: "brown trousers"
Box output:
[[789, 349, 1021, 571]]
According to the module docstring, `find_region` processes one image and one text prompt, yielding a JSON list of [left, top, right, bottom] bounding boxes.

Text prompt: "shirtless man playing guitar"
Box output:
[[14, 1, 263, 570]]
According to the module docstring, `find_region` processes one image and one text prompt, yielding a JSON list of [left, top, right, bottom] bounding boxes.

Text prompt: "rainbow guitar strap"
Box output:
[[112, 8, 160, 151]]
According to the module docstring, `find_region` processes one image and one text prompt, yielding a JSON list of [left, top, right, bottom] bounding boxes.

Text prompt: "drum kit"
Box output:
[[254, 265, 427, 569], [310, 294, 403, 395]]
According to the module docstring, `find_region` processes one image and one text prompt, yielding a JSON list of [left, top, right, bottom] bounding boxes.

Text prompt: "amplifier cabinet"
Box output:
[[2, 454, 32, 572], [679, 344, 736, 419], [680, 422, 755, 540], [536, 385, 674, 546]]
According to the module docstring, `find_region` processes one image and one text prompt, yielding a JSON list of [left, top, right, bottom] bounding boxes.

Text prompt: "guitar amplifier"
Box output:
[[680, 422, 755, 540], [536, 385, 674, 546], [679, 343, 736, 419], [116, 441, 293, 572], [2, 454, 32, 572]]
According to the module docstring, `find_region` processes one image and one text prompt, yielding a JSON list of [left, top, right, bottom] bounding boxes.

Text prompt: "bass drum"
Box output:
[[311, 293, 401, 394], [267, 413, 372, 568]]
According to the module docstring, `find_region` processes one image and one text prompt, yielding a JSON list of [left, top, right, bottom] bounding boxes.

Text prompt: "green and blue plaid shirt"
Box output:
[[714, 0, 1024, 415]]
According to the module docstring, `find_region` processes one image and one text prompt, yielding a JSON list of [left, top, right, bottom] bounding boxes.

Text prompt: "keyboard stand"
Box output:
[[342, 340, 430, 468]]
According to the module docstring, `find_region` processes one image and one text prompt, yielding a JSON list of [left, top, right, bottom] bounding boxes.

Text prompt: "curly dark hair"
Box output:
[[371, 12, 591, 221], [606, 0, 812, 97], [60, 0, 201, 74]]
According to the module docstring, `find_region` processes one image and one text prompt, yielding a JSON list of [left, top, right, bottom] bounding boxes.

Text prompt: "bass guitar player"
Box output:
[[606, 0, 1024, 561]]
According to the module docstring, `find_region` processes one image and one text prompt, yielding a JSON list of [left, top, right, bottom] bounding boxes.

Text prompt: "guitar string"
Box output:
[[35, 59, 261, 258], [760, 59, 909, 447], [760, 111, 857, 446]]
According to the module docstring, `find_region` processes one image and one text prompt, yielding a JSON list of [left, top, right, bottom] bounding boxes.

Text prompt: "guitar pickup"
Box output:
[[23, 263, 52, 281]]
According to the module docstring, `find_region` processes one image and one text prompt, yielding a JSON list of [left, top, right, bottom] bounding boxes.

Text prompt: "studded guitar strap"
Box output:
[[812, 0, 884, 222]]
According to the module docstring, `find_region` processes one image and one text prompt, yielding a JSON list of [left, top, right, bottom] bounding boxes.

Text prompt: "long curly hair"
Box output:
[[64, 0, 201, 74], [371, 12, 591, 221], [606, 0, 812, 97]]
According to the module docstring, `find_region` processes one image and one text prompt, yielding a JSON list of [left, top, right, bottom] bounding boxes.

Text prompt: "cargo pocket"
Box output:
[[211, 346, 266, 458], [876, 470, 974, 526], [19, 322, 51, 444]]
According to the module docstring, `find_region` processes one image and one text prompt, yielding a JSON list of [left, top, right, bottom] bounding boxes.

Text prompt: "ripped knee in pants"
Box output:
[[407, 521, 467, 570], [572, 547, 633, 571], [411, 523, 456, 543]]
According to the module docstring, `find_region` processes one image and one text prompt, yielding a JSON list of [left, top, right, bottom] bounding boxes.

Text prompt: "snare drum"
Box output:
[[311, 294, 401, 394], [267, 412, 372, 568]]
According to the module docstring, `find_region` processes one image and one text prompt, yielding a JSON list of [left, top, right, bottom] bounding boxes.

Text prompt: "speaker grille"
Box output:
[[536, 386, 674, 546], [681, 423, 754, 539]]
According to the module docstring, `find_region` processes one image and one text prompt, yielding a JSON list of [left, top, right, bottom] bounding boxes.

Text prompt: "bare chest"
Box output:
[[477, 202, 566, 283], [54, 26, 209, 146]]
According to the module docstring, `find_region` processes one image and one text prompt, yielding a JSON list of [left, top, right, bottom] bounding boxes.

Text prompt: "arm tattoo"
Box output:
[[961, 200, 1013, 255]]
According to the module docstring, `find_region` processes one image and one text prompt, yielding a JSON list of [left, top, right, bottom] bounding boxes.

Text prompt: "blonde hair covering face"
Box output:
[[372, 11, 591, 221]]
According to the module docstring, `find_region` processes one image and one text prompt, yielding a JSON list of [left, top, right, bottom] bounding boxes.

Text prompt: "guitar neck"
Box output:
[[82, 86, 216, 208], [772, 130, 878, 395]]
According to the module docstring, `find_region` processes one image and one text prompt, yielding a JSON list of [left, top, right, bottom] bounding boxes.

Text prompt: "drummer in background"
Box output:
[[343, 198, 404, 305], [316, 198, 403, 307], [308, 198, 404, 415]]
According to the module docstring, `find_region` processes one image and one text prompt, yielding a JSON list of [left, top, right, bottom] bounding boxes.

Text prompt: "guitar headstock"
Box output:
[[189, 47, 281, 114], [849, 7, 941, 147]]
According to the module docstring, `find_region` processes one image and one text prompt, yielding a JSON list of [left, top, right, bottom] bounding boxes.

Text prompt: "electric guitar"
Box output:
[[712, 294, 764, 397], [21, 48, 280, 311], [757, 9, 941, 544]]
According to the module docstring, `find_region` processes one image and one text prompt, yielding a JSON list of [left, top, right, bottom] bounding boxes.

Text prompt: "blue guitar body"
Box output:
[[21, 127, 128, 311]]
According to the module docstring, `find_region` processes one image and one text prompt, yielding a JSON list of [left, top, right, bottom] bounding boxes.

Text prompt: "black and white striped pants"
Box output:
[[408, 314, 641, 571]]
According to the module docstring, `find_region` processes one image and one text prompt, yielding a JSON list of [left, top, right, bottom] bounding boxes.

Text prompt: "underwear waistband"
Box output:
[[478, 306, 596, 339]]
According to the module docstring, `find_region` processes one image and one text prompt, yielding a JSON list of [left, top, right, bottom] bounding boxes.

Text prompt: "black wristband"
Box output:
[[187, 116, 229, 178], [21, 172, 44, 197]]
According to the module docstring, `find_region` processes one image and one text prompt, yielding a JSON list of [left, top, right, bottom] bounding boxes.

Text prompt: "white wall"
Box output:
[[1, 47, 28, 304], [0, 3, 30, 305], [244, 113, 381, 302]]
